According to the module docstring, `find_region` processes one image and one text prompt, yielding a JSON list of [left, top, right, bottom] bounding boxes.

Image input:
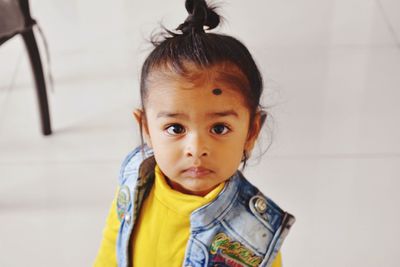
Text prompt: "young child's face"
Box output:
[[135, 65, 261, 196]]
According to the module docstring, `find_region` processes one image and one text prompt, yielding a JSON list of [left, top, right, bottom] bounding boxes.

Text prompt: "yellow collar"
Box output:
[[154, 165, 225, 215]]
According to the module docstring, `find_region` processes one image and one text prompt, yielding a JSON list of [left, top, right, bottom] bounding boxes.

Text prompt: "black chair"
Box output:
[[0, 0, 51, 135]]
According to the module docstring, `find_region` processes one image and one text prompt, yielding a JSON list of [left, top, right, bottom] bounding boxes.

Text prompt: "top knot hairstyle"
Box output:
[[140, 0, 264, 120], [176, 0, 220, 34]]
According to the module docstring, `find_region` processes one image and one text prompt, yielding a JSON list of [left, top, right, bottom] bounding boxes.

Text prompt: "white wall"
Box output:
[[1, 0, 399, 266]]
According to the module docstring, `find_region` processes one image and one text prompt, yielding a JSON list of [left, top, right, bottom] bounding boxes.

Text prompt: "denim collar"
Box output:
[[190, 172, 241, 231]]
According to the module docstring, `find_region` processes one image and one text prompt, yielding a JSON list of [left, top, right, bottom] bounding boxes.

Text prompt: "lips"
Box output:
[[182, 167, 212, 178]]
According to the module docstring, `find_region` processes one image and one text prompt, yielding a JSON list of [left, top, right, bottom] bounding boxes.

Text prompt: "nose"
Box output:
[[184, 133, 209, 159]]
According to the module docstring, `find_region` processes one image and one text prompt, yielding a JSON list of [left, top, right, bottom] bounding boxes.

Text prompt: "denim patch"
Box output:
[[209, 233, 262, 267], [117, 185, 131, 222]]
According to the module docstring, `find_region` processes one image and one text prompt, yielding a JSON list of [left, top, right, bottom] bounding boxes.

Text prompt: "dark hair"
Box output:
[[139, 0, 265, 165]]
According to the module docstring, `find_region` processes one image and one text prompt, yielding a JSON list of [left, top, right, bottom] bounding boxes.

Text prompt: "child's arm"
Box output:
[[93, 189, 120, 267]]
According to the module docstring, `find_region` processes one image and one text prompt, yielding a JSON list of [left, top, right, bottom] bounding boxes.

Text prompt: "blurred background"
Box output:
[[1, 0, 399, 266]]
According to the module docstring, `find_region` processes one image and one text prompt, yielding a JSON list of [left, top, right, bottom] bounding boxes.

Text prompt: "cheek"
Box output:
[[229, 134, 248, 160], [217, 140, 245, 162], [150, 136, 180, 163], [146, 120, 165, 144]]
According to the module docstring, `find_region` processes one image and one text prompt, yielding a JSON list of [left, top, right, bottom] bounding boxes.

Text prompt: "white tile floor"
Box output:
[[1, 0, 400, 266]]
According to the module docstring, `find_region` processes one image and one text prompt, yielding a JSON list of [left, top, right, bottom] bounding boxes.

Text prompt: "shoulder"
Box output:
[[114, 145, 155, 224], [220, 172, 294, 258], [236, 172, 286, 233]]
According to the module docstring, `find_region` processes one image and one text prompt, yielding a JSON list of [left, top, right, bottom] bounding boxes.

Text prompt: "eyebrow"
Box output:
[[156, 109, 239, 119]]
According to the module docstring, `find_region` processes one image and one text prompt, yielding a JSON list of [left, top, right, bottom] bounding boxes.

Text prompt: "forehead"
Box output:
[[145, 62, 250, 103]]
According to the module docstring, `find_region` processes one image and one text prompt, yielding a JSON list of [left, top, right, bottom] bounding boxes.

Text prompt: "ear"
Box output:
[[133, 108, 152, 148], [244, 110, 266, 153]]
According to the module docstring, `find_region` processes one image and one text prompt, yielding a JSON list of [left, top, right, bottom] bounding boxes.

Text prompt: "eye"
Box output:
[[165, 124, 186, 135], [211, 124, 230, 135]]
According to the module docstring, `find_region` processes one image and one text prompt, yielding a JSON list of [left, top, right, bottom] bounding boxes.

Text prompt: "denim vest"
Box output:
[[116, 146, 295, 267]]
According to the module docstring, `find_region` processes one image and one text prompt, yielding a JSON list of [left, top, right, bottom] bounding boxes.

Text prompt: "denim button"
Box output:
[[255, 197, 267, 213]]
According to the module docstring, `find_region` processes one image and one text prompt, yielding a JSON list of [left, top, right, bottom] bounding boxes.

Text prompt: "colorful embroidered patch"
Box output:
[[117, 185, 131, 222], [209, 233, 262, 267]]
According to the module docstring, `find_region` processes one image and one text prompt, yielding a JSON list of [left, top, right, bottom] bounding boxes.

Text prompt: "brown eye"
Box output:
[[166, 124, 185, 135], [211, 124, 230, 135]]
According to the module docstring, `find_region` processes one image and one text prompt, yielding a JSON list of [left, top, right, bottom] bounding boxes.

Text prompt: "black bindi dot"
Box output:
[[212, 88, 222, 95]]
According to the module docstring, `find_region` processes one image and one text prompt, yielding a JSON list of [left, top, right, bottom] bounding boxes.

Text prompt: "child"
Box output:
[[94, 0, 295, 266]]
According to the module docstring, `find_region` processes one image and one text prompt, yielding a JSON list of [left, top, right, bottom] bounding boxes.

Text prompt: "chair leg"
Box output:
[[21, 29, 52, 136]]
